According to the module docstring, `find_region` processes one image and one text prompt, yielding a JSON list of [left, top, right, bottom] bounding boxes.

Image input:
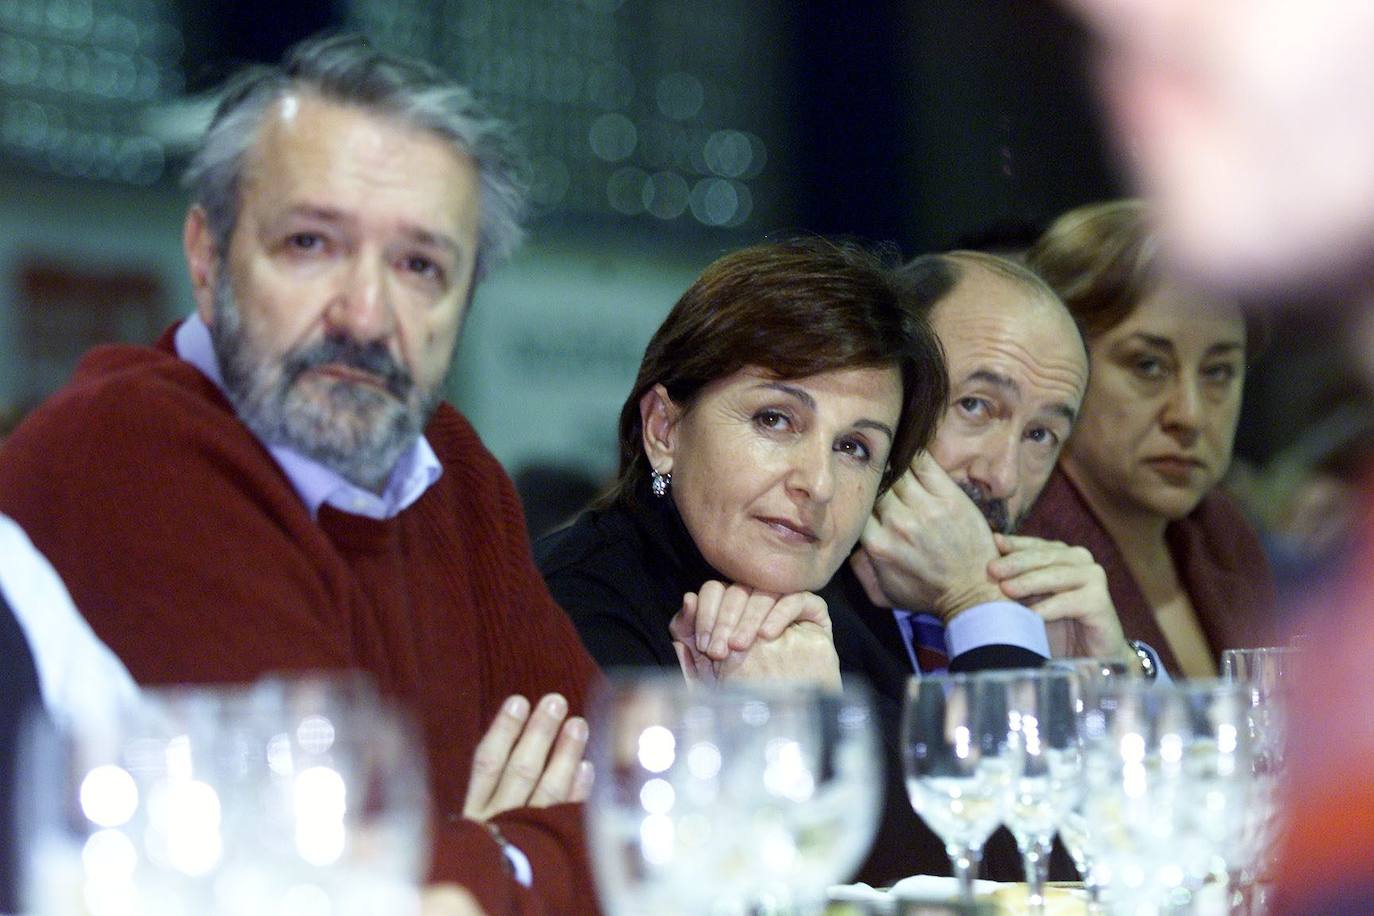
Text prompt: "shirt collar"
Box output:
[[174, 314, 442, 521]]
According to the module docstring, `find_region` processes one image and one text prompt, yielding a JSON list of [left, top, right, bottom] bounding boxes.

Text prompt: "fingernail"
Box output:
[[565, 716, 588, 741], [542, 694, 568, 718], [504, 695, 529, 718], [697, 633, 709, 653]]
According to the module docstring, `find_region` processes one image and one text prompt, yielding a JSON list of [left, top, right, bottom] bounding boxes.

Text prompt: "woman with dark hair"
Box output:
[[1023, 200, 1277, 678], [536, 238, 947, 684]]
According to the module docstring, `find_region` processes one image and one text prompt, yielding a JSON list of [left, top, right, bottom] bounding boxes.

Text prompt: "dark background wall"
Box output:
[[0, 0, 1344, 474]]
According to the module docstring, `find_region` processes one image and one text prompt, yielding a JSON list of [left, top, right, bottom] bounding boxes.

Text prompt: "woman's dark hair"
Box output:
[[1027, 199, 1268, 356], [603, 237, 948, 507]]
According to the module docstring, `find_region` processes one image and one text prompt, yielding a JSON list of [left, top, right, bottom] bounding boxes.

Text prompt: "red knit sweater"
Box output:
[[0, 330, 603, 915]]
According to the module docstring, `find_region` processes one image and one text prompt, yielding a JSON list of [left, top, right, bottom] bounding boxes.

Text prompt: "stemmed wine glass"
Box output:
[[901, 673, 1013, 906], [1048, 658, 1131, 909], [996, 669, 1083, 915], [19, 673, 429, 916], [1222, 645, 1301, 910], [1079, 679, 1253, 916], [586, 673, 882, 916]]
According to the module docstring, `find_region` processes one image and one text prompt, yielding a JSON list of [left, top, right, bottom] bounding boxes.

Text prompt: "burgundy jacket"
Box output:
[[1020, 467, 1278, 676]]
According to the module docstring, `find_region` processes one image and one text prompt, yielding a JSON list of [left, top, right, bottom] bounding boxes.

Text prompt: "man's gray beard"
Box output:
[[209, 275, 441, 492], [956, 480, 1016, 534]]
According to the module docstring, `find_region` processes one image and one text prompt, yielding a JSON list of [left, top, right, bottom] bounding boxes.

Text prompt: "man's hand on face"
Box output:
[[463, 693, 595, 822], [988, 533, 1133, 662], [669, 583, 841, 689], [853, 451, 1005, 623]]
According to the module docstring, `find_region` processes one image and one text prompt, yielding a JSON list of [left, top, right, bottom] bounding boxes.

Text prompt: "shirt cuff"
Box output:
[[944, 601, 1050, 659], [503, 843, 533, 888]]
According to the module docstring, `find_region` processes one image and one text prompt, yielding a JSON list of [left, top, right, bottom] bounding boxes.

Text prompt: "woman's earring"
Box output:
[[650, 469, 671, 498]]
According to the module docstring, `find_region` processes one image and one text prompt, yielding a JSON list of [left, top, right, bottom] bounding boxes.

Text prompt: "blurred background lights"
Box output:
[[295, 818, 347, 868], [655, 71, 703, 120], [636, 724, 675, 773], [164, 733, 193, 781], [79, 764, 138, 828], [344, 0, 774, 231], [294, 765, 348, 822], [638, 812, 674, 866], [588, 112, 636, 162], [267, 732, 294, 775], [703, 129, 753, 178], [528, 155, 571, 205], [638, 777, 675, 815], [163, 779, 223, 876], [81, 827, 138, 882], [685, 741, 721, 781], [296, 714, 336, 755], [84, 876, 137, 916], [0, 0, 179, 184], [293, 765, 348, 867], [689, 177, 737, 226], [279, 883, 333, 916], [606, 165, 647, 214], [762, 738, 815, 802], [642, 170, 688, 220]]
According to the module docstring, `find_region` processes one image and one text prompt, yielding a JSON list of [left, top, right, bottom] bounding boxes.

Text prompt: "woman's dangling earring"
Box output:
[[650, 469, 671, 498]]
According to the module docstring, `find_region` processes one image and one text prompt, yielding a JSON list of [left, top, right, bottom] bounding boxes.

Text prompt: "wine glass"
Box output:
[[901, 673, 1014, 906], [585, 673, 882, 916], [1171, 680, 1255, 903], [1047, 658, 1131, 908], [19, 673, 429, 916], [997, 669, 1083, 915], [1222, 645, 1301, 909], [1079, 680, 1253, 916], [1079, 680, 1187, 916]]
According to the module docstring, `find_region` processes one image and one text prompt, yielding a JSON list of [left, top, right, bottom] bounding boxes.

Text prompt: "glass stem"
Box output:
[[1020, 836, 1053, 916], [948, 843, 984, 905]]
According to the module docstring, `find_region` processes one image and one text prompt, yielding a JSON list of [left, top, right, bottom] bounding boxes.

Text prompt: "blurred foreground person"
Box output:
[[0, 35, 600, 913], [1062, 0, 1374, 909], [1024, 200, 1277, 677], [536, 238, 947, 688]]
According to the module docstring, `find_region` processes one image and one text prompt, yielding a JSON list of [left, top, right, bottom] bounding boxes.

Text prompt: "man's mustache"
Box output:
[[285, 334, 412, 400], [956, 480, 1011, 534]]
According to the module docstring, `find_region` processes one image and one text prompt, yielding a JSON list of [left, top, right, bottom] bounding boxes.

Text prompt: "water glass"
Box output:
[[1079, 680, 1253, 915], [1223, 645, 1301, 908], [19, 673, 428, 916], [1048, 658, 1131, 906], [997, 669, 1082, 915], [901, 673, 1014, 906], [586, 674, 881, 916]]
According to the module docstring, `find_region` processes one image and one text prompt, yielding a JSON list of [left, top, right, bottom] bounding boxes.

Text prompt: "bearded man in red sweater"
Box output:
[[0, 34, 601, 915]]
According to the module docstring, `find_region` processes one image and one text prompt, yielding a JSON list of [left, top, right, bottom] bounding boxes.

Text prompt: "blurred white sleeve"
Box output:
[[0, 514, 140, 724]]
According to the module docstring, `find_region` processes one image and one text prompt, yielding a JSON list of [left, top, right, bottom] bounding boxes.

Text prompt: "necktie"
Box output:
[[896, 610, 949, 674]]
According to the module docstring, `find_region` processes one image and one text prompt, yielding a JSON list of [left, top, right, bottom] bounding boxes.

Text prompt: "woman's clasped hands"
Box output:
[[668, 581, 841, 688]]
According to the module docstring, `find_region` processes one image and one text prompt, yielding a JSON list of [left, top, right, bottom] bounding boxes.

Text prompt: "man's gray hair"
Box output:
[[183, 33, 526, 282]]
